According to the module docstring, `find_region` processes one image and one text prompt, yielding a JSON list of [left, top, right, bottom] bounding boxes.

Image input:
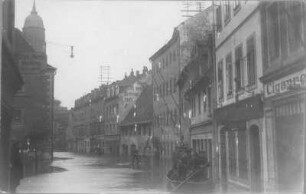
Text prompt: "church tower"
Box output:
[[23, 0, 46, 53]]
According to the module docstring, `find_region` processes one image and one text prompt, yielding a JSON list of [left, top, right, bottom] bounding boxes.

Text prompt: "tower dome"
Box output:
[[24, 7, 44, 29], [23, 1, 46, 53]]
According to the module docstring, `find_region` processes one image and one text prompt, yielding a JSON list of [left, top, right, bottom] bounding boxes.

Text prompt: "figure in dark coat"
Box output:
[[131, 149, 140, 168], [10, 141, 23, 193]]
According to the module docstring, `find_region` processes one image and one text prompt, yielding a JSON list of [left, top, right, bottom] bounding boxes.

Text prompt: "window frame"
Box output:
[[286, 1, 304, 54], [234, 44, 244, 93], [233, 0, 241, 14], [217, 59, 224, 102], [224, 0, 231, 25], [216, 5, 223, 32], [266, 2, 281, 62], [246, 35, 257, 88], [226, 52, 233, 98]]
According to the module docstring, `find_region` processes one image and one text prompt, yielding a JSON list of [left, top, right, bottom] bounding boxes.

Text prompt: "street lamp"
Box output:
[[27, 138, 30, 152]]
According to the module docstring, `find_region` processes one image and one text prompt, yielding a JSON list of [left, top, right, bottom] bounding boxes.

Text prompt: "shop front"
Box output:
[[263, 69, 306, 192], [190, 122, 213, 179], [215, 94, 263, 191]]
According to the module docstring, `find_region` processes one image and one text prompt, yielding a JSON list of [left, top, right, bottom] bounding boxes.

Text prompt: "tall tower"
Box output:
[[23, 0, 46, 54]]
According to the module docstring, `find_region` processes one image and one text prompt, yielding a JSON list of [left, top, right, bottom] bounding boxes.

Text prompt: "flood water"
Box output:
[[17, 152, 171, 193]]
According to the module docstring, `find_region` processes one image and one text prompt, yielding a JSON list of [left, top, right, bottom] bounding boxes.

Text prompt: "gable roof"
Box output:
[[120, 85, 153, 126]]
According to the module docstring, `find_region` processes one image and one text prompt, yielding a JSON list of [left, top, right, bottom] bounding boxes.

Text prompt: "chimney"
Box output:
[[124, 72, 127, 79], [143, 66, 148, 74], [130, 69, 134, 77], [136, 70, 140, 77]]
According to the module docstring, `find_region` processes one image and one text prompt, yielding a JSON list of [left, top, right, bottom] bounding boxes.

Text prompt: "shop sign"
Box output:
[[265, 70, 306, 98]]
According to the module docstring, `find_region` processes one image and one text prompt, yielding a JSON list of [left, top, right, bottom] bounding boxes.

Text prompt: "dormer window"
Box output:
[[233, 0, 241, 12], [224, 0, 231, 24]]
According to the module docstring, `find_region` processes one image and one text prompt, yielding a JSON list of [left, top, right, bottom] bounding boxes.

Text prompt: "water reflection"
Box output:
[[17, 152, 171, 193]]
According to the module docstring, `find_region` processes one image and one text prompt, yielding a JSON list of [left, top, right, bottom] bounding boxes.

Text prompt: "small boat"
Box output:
[[166, 145, 215, 193], [166, 167, 215, 193]]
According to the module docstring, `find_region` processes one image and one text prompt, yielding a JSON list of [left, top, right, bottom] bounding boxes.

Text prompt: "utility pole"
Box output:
[[181, 0, 205, 18], [99, 65, 111, 86]]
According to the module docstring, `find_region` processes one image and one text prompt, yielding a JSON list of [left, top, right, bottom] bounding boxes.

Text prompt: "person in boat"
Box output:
[[178, 151, 189, 180], [192, 151, 209, 181]]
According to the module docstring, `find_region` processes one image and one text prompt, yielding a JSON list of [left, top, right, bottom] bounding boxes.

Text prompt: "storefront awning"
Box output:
[[215, 94, 263, 124]]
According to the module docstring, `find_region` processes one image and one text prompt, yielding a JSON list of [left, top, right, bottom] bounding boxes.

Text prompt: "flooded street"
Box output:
[[17, 152, 170, 193]]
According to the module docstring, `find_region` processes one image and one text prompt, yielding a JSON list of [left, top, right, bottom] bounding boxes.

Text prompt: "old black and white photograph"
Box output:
[[0, 0, 305, 193]]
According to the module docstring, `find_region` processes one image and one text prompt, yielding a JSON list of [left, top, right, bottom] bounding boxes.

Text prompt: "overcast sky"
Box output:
[[15, 0, 201, 108]]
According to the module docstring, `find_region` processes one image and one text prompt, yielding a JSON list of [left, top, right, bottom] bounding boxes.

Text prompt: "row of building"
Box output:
[[67, 67, 152, 155], [0, 0, 56, 191], [67, 1, 306, 193]]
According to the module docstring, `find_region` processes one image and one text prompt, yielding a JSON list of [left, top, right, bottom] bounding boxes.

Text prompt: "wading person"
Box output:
[[131, 148, 139, 168], [10, 141, 23, 194]]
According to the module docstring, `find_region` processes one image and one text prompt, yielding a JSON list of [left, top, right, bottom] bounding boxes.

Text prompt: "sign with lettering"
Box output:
[[264, 70, 306, 98]]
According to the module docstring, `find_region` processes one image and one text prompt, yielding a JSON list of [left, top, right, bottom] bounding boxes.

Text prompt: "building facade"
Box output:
[[11, 2, 56, 159], [104, 68, 151, 155], [72, 85, 107, 153], [0, 0, 23, 191], [150, 30, 181, 159], [53, 100, 69, 151], [119, 85, 153, 157], [178, 36, 215, 180], [260, 2, 306, 193], [150, 7, 214, 160], [214, 1, 264, 191]]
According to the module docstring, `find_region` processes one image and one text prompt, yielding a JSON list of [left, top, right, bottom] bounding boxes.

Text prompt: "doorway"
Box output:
[[249, 125, 262, 192]]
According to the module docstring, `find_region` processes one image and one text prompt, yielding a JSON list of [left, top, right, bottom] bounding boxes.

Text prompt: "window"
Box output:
[[173, 50, 176, 62], [228, 131, 237, 177], [217, 60, 224, 100], [247, 36, 256, 86], [238, 130, 248, 180], [169, 79, 172, 94], [173, 78, 177, 93], [198, 93, 201, 114], [165, 82, 168, 96], [287, 2, 303, 52], [207, 87, 211, 113], [160, 84, 162, 98], [14, 109, 23, 123], [165, 56, 168, 67], [233, 0, 241, 11], [191, 97, 196, 117], [226, 53, 233, 96], [216, 5, 222, 32], [224, 0, 231, 23], [174, 109, 177, 123], [161, 83, 163, 97], [203, 91, 207, 112], [267, 2, 280, 60], [235, 45, 244, 91]]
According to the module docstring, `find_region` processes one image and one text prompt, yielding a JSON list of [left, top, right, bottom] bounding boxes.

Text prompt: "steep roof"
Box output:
[[149, 28, 179, 61], [14, 28, 35, 53], [120, 85, 153, 126]]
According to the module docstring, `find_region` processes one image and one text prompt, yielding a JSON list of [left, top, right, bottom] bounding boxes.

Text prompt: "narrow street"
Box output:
[[17, 152, 169, 193]]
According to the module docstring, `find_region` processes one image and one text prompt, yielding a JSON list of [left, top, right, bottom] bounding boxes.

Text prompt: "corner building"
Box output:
[[260, 2, 306, 193]]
